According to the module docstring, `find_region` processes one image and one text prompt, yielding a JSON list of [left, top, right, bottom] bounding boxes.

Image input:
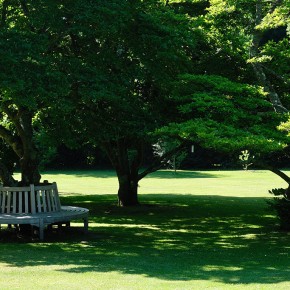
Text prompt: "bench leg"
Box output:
[[39, 219, 44, 240], [84, 217, 88, 234]]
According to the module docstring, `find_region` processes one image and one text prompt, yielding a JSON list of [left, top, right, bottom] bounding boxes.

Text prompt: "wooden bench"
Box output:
[[0, 182, 89, 240]]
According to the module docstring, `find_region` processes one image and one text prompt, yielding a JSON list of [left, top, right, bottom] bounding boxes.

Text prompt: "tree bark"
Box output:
[[250, 1, 288, 113], [102, 139, 145, 206], [117, 171, 139, 206], [0, 161, 17, 186], [17, 110, 41, 185], [0, 105, 41, 185], [20, 155, 41, 186]]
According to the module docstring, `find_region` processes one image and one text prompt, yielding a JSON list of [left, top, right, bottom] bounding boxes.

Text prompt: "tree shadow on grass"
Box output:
[[0, 194, 290, 285], [42, 170, 117, 178], [42, 169, 223, 179], [146, 170, 224, 179]]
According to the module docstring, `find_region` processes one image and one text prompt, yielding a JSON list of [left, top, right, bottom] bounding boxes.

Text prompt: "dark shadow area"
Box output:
[[41, 170, 117, 179], [148, 170, 224, 179], [41, 169, 224, 179], [0, 194, 289, 285]]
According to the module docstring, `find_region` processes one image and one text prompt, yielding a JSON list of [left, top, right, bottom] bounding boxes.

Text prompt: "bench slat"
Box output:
[[1, 186, 30, 191], [36, 191, 41, 213], [7, 192, 11, 213], [12, 192, 17, 214], [51, 191, 57, 211], [24, 191, 29, 213], [1, 193, 6, 213], [46, 190, 52, 212], [42, 190, 47, 212], [19, 193, 22, 214], [30, 185, 36, 214], [54, 184, 61, 211]]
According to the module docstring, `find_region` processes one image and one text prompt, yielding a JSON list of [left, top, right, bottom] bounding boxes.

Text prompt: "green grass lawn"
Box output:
[[1, 170, 290, 290]]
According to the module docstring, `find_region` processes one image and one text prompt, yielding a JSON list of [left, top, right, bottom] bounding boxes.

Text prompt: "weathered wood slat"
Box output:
[[19, 193, 22, 214], [12, 192, 17, 214], [42, 190, 47, 213], [1, 193, 6, 213], [24, 191, 29, 213], [46, 190, 52, 212], [30, 186, 36, 214], [36, 191, 41, 213], [7, 192, 11, 213], [54, 185, 61, 211], [1, 186, 30, 191], [52, 190, 58, 211]]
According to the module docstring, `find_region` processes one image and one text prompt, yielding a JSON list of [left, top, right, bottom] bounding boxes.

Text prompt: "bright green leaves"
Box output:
[[175, 74, 270, 121], [160, 73, 287, 153], [256, 0, 290, 30], [159, 118, 286, 153], [0, 0, 70, 110]]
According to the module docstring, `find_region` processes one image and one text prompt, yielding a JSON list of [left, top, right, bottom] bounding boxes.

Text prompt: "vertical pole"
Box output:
[[39, 219, 44, 240], [173, 155, 176, 173]]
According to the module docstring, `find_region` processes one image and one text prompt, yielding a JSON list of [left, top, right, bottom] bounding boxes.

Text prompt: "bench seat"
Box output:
[[0, 183, 89, 240]]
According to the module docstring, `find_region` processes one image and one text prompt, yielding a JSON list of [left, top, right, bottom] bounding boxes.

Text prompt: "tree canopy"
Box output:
[[0, 0, 289, 205]]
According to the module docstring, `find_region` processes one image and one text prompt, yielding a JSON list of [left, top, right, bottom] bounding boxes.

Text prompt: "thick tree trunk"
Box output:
[[117, 172, 139, 206], [20, 156, 41, 186], [103, 140, 142, 206], [16, 110, 41, 185]]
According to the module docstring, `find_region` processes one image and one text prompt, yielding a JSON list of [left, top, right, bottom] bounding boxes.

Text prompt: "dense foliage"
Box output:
[[0, 0, 289, 206]]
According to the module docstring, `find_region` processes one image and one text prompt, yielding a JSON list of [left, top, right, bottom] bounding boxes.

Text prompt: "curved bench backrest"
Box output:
[[0, 182, 61, 214]]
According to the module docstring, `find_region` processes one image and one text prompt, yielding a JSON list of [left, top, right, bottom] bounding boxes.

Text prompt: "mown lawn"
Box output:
[[0, 170, 290, 290]]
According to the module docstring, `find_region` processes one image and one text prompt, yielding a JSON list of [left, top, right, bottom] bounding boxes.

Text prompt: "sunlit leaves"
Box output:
[[158, 72, 288, 154]]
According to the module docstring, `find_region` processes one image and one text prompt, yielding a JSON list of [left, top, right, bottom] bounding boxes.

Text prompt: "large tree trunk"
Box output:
[[17, 110, 41, 185], [103, 139, 143, 206], [20, 110, 41, 185], [117, 172, 139, 206], [20, 155, 41, 186]]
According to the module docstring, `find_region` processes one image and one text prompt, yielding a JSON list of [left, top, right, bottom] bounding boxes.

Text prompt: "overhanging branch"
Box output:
[[138, 141, 188, 180], [255, 161, 290, 184]]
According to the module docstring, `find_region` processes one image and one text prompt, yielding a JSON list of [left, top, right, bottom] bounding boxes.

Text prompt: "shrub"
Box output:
[[268, 188, 290, 231]]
